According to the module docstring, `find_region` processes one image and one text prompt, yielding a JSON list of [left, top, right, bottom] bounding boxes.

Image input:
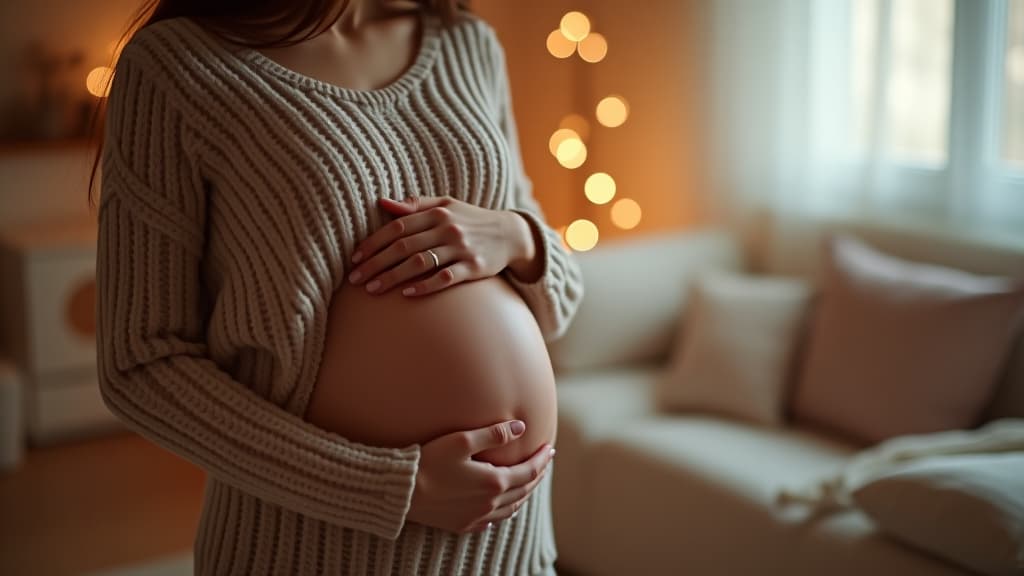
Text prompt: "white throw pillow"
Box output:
[[852, 453, 1024, 576], [656, 272, 812, 426]]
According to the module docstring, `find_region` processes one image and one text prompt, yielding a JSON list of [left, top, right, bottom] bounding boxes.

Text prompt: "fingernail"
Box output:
[[549, 448, 556, 458], [510, 420, 525, 435], [402, 286, 416, 296], [352, 251, 363, 263], [366, 280, 380, 292], [349, 270, 362, 283]]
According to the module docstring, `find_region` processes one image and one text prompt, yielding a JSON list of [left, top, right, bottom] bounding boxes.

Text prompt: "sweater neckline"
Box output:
[[193, 11, 442, 105]]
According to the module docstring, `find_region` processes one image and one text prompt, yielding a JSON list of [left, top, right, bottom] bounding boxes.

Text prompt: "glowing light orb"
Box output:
[[596, 95, 629, 128], [559, 113, 590, 142], [560, 11, 591, 42], [86, 66, 114, 98], [565, 218, 599, 251], [584, 172, 616, 205], [555, 138, 587, 169], [610, 198, 642, 229], [578, 32, 608, 63], [546, 29, 576, 59]]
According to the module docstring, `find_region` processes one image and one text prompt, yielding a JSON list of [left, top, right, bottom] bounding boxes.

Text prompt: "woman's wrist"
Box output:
[[502, 210, 544, 283]]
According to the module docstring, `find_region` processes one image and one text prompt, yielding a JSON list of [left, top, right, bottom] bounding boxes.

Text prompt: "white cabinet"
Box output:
[[0, 216, 121, 444]]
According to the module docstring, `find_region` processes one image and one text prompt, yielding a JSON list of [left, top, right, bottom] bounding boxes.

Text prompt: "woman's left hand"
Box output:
[[347, 195, 525, 296]]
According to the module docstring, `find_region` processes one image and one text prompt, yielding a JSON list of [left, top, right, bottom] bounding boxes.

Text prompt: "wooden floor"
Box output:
[[0, 432, 205, 576]]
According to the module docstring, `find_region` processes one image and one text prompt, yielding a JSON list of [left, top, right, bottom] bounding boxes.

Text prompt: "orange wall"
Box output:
[[474, 0, 711, 245]]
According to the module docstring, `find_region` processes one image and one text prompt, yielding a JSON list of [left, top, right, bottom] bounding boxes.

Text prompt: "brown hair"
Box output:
[[86, 0, 469, 208]]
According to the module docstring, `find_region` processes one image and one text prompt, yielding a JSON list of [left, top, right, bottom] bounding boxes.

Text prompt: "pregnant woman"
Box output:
[[92, 0, 584, 574]]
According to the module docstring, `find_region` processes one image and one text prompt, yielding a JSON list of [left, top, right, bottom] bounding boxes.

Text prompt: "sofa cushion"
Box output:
[[657, 272, 812, 426], [578, 417, 969, 576], [752, 214, 1024, 421], [546, 229, 742, 373], [793, 234, 1024, 444]]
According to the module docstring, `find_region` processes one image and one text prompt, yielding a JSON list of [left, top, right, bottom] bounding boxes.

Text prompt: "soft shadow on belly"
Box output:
[[305, 272, 558, 467]]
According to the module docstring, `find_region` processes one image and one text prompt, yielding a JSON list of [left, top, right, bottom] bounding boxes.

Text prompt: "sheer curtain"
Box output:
[[708, 0, 1024, 246]]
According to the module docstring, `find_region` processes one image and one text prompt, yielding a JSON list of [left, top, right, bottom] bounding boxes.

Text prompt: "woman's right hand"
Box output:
[[406, 420, 555, 534]]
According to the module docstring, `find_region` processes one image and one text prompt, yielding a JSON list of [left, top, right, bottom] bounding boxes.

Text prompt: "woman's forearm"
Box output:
[[503, 209, 544, 284]]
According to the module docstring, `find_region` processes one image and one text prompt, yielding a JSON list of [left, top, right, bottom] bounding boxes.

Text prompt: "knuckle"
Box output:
[[441, 267, 455, 283], [457, 433, 474, 453], [390, 219, 405, 234], [431, 206, 452, 221], [439, 197, 454, 206], [415, 252, 431, 268], [394, 237, 410, 253], [445, 222, 463, 237], [490, 424, 510, 445], [470, 255, 485, 271]]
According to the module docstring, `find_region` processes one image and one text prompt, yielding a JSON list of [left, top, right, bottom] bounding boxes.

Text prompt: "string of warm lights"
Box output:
[[546, 10, 641, 253]]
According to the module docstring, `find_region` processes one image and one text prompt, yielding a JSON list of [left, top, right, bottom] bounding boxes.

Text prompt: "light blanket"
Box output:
[[777, 418, 1024, 512]]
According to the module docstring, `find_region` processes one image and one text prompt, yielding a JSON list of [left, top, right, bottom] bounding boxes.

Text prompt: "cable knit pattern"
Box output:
[[95, 10, 582, 576]]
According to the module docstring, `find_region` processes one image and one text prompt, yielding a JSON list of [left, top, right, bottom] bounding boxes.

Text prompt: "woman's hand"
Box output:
[[347, 195, 532, 296], [406, 419, 556, 534]]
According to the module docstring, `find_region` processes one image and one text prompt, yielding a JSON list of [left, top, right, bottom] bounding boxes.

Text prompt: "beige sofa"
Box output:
[[547, 217, 1024, 576]]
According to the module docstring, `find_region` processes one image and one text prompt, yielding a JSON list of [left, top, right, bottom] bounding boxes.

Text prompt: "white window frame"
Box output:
[[816, 0, 1024, 241]]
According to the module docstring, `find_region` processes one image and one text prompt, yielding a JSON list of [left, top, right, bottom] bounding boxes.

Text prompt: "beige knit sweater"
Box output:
[[96, 10, 583, 575]]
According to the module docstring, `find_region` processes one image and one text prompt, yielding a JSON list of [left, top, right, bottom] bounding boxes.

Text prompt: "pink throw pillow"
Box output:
[[792, 235, 1024, 444]]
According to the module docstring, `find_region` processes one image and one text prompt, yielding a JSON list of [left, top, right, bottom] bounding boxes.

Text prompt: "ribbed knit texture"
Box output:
[[95, 11, 583, 575]]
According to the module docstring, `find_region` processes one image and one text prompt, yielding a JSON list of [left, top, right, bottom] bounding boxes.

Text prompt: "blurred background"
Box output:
[[0, 0, 1021, 574]]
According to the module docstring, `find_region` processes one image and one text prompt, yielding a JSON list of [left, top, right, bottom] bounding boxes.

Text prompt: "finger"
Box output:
[[501, 443, 555, 490], [349, 217, 441, 285], [492, 461, 548, 509], [365, 238, 453, 295], [451, 420, 526, 458], [468, 493, 532, 532], [378, 197, 419, 216], [350, 208, 443, 268], [403, 195, 455, 212], [402, 260, 473, 297]]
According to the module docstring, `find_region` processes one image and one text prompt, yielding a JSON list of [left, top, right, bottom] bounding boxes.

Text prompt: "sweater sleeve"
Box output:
[[486, 24, 585, 343], [95, 49, 419, 540]]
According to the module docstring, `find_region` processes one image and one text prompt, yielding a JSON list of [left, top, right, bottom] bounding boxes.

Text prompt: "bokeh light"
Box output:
[[559, 113, 591, 142], [596, 95, 629, 128], [555, 138, 587, 169], [584, 172, 616, 204], [560, 11, 591, 42], [549, 128, 581, 156], [565, 219, 599, 251], [86, 66, 114, 98], [610, 198, 642, 229], [546, 29, 576, 59], [578, 33, 608, 63]]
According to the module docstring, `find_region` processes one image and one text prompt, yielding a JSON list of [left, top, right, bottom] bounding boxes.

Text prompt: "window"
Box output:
[[839, 0, 1023, 233], [1005, 0, 1024, 168]]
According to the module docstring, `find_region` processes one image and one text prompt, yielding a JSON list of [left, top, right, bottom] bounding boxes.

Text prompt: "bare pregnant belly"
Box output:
[[305, 271, 557, 467]]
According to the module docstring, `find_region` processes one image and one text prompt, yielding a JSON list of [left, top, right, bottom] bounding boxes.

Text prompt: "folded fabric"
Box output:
[[851, 452, 1024, 576], [776, 418, 1024, 511]]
